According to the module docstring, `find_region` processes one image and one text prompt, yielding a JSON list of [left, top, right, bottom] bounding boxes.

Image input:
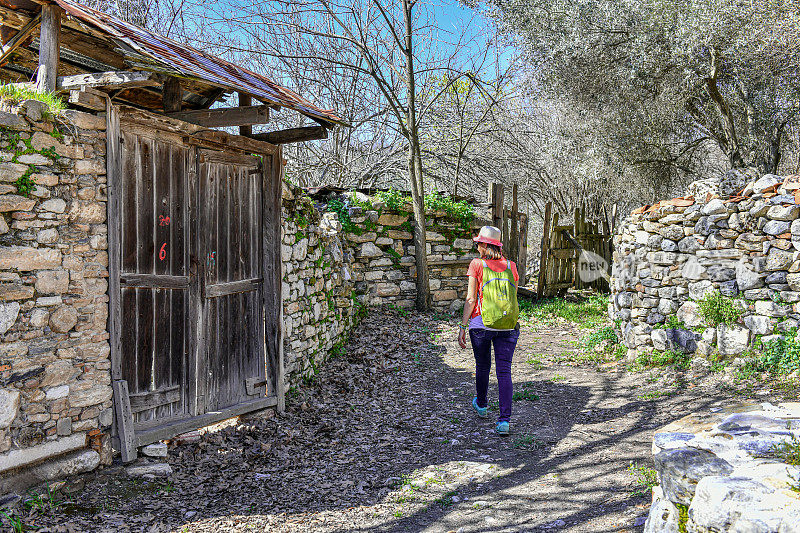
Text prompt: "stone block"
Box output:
[[0, 246, 60, 271], [0, 194, 35, 212], [49, 305, 77, 333], [35, 270, 69, 295], [676, 302, 702, 327], [141, 443, 168, 458], [653, 447, 733, 505], [0, 283, 34, 301], [61, 109, 106, 130], [0, 388, 20, 429], [717, 324, 750, 355], [359, 242, 382, 258], [378, 213, 409, 226], [764, 220, 791, 235], [754, 300, 790, 317], [743, 314, 772, 335], [767, 204, 800, 221], [68, 385, 112, 408]]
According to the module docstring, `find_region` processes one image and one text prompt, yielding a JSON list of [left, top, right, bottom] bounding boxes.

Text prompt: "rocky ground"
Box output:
[[13, 305, 800, 533]]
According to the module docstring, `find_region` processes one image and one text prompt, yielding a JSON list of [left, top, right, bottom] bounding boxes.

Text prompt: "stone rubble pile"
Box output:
[[644, 403, 800, 532], [612, 169, 800, 356]]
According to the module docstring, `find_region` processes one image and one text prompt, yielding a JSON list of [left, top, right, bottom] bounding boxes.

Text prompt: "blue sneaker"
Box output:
[[472, 397, 487, 418], [495, 421, 510, 435]]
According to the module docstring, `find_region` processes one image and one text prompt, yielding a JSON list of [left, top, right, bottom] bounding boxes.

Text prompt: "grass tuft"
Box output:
[[0, 84, 66, 116], [519, 294, 609, 328]]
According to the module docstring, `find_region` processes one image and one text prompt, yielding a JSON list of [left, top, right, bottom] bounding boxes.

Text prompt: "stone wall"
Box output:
[[644, 403, 800, 532], [280, 184, 477, 387], [0, 101, 111, 488], [611, 172, 800, 357]]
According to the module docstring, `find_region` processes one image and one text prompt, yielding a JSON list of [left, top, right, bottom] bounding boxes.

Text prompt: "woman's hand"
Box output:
[[458, 327, 467, 349]]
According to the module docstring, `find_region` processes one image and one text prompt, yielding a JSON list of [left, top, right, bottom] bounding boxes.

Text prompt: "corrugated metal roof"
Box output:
[[49, 0, 344, 125]]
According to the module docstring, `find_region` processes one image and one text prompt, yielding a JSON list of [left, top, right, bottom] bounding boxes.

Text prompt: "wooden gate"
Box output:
[[107, 108, 282, 458], [536, 201, 616, 297]]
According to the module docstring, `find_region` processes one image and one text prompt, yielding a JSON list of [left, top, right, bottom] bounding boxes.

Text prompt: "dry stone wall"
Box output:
[[280, 184, 477, 387], [644, 403, 800, 532], [0, 101, 111, 487], [612, 171, 800, 358]]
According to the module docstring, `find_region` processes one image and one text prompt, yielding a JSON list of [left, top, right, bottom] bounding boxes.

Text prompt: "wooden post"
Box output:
[[509, 184, 519, 265], [488, 182, 504, 230], [238, 92, 252, 136], [162, 77, 182, 113], [519, 213, 529, 285], [35, 5, 60, 93], [112, 379, 137, 463], [573, 206, 581, 290], [537, 202, 552, 297]]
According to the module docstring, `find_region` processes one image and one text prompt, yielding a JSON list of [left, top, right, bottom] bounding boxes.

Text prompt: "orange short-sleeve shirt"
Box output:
[[467, 258, 519, 319]]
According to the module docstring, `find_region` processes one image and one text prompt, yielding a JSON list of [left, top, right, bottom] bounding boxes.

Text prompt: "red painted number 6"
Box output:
[[159, 242, 167, 261]]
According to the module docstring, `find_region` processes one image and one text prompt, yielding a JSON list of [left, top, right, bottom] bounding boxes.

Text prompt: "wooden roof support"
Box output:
[[0, 11, 40, 66], [247, 126, 328, 145], [35, 4, 59, 92], [162, 76, 182, 113], [168, 104, 270, 128], [238, 92, 252, 136], [67, 87, 105, 111], [57, 70, 163, 91]]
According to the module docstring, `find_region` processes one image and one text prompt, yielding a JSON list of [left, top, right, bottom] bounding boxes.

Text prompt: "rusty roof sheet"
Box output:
[[49, 0, 344, 125]]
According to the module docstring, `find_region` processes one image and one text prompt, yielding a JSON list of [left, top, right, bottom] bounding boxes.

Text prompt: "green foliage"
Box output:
[[424, 190, 474, 229], [581, 325, 619, 351], [399, 220, 414, 233], [773, 433, 800, 465], [326, 198, 360, 234], [0, 510, 25, 533], [14, 166, 35, 196], [512, 434, 545, 450], [698, 291, 742, 327], [627, 461, 659, 497], [350, 192, 373, 210], [385, 247, 402, 265], [0, 84, 66, 116], [677, 503, 689, 533], [376, 188, 411, 210], [387, 302, 410, 317], [636, 349, 691, 370], [512, 388, 539, 401], [752, 332, 800, 374], [519, 294, 609, 328], [653, 315, 687, 330]]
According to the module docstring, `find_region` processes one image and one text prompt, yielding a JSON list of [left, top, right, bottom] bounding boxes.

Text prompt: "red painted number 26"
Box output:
[[159, 242, 167, 261]]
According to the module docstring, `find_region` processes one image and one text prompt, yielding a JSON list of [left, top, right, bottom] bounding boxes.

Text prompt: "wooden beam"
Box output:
[[67, 87, 105, 110], [168, 104, 269, 128], [162, 76, 182, 113], [0, 11, 40, 66], [57, 70, 162, 91], [35, 4, 59, 92], [238, 92, 252, 136], [187, 129, 280, 156], [247, 126, 328, 145]]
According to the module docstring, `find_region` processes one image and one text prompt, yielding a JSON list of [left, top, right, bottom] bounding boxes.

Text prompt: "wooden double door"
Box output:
[[110, 114, 281, 442]]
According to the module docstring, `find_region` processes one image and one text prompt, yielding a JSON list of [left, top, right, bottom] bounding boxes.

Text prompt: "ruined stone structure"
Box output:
[[611, 172, 800, 357], [0, 103, 477, 493], [644, 403, 800, 532], [280, 183, 477, 385]]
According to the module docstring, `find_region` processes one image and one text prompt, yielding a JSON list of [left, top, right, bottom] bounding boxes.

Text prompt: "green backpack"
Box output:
[[480, 260, 519, 330]]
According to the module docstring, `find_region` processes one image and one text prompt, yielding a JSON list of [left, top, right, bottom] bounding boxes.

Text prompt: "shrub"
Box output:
[[636, 349, 691, 370], [0, 84, 66, 116], [375, 188, 410, 211], [751, 331, 800, 374], [697, 291, 741, 327], [581, 325, 619, 351]]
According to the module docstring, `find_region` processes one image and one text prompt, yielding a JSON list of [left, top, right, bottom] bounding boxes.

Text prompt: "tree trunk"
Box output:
[[705, 49, 744, 168], [403, 0, 430, 311]]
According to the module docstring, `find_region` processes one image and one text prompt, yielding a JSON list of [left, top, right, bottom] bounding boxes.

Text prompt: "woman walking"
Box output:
[[457, 226, 520, 435]]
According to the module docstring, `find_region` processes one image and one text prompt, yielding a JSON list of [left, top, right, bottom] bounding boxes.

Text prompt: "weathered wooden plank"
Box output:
[[247, 126, 327, 145], [188, 130, 280, 156], [58, 70, 162, 91], [205, 278, 261, 298], [67, 87, 105, 110], [198, 149, 260, 167], [187, 144, 201, 417], [105, 102, 123, 383], [427, 259, 473, 267], [169, 105, 269, 128], [112, 379, 137, 463], [35, 5, 60, 92], [537, 201, 552, 298], [509, 184, 519, 264], [134, 395, 278, 447], [129, 385, 181, 414], [162, 76, 182, 113], [0, 12, 41, 66]]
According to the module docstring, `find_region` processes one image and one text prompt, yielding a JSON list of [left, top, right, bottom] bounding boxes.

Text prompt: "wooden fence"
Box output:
[[487, 183, 529, 285], [537, 201, 616, 297]]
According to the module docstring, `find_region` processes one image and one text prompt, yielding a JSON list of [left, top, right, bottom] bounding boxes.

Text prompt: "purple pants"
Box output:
[[469, 325, 520, 423]]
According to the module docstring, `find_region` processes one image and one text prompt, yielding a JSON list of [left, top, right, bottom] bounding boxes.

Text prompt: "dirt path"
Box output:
[[28, 308, 796, 532]]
